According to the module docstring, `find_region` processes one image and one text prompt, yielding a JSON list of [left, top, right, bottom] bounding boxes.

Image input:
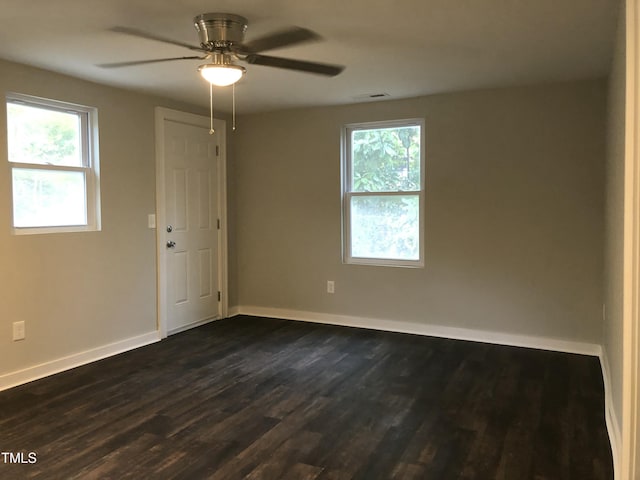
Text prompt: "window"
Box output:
[[6, 93, 100, 234], [342, 119, 424, 267]]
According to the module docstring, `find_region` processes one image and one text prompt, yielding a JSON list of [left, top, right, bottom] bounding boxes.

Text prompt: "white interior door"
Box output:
[[156, 109, 226, 336]]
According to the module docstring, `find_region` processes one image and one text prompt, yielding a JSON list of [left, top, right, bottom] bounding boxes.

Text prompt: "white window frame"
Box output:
[[6, 93, 101, 235], [341, 118, 425, 267]]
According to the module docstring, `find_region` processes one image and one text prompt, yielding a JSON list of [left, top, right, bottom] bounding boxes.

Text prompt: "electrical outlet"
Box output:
[[12, 321, 25, 341], [327, 280, 335, 294]]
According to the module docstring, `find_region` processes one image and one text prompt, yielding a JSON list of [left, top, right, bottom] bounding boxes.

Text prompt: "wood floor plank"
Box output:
[[0, 316, 613, 479], [280, 463, 324, 479], [244, 430, 322, 479]]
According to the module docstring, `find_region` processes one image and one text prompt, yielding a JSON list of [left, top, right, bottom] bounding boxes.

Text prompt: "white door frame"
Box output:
[[622, 0, 640, 478], [154, 107, 228, 338]]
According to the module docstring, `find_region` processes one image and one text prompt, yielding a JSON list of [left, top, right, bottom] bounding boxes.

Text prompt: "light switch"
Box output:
[[13, 321, 25, 341]]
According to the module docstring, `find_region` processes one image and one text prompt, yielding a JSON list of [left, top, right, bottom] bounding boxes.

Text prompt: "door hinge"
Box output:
[[217, 219, 221, 230], [215, 145, 219, 156], [217, 291, 221, 302]]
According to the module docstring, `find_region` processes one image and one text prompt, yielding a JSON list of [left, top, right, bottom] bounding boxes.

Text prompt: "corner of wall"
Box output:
[[600, 344, 622, 479]]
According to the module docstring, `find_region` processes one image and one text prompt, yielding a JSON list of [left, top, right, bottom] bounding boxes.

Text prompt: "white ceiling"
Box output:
[[0, 0, 619, 114]]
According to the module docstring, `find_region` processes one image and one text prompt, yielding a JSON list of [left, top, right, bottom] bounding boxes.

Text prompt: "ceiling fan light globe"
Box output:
[[198, 64, 245, 86]]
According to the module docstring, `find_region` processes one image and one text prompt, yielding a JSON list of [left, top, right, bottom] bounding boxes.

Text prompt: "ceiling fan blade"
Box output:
[[245, 54, 344, 77], [240, 27, 321, 53], [110, 26, 206, 52], [97, 56, 206, 68]]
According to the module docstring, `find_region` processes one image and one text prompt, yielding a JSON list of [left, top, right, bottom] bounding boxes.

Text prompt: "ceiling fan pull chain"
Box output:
[[209, 82, 215, 135], [232, 83, 237, 131]]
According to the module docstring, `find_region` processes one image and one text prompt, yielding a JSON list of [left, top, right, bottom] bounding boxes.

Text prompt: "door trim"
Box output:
[[154, 107, 228, 338], [622, 0, 640, 477]]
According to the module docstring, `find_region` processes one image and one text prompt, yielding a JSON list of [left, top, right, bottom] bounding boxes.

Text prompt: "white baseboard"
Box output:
[[600, 348, 622, 480], [0, 331, 161, 392], [231, 305, 602, 356]]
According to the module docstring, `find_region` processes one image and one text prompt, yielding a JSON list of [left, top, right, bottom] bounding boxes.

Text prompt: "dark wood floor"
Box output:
[[0, 316, 613, 479]]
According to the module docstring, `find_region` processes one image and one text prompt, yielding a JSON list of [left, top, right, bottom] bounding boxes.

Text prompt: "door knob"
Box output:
[[166, 241, 176, 248]]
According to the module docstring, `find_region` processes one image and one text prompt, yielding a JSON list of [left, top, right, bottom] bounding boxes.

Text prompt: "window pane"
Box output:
[[7, 102, 82, 166], [351, 125, 420, 193], [350, 195, 419, 260], [12, 168, 87, 227]]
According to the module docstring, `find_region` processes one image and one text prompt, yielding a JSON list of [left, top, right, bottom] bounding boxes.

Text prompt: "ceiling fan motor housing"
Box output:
[[194, 13, 248, 51]]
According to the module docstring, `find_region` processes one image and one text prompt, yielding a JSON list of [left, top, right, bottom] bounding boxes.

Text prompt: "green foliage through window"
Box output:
[[351, 126, 420, 192], [343, 120, 424, 265], [7, 102, 82, 166], [6, 94, 99, 232], [351, 195, 420, 260]]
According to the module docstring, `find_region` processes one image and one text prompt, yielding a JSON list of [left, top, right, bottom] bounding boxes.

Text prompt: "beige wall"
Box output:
[[0, 59, 203, 377], [603, 0, 626, 449], [231, 80, 606, 344]]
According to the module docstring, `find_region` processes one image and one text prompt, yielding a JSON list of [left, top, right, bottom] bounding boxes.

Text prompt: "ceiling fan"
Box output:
[[99, 13, 345, 83], [100, 13, 343, 131]]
